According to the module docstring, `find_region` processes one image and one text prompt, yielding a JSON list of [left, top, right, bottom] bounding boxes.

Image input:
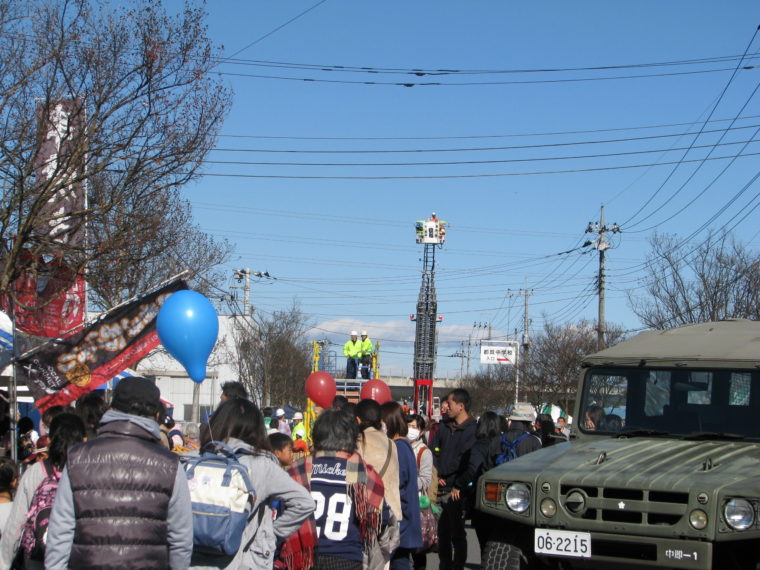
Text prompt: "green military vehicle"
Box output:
[[477, 319, 760, 570]]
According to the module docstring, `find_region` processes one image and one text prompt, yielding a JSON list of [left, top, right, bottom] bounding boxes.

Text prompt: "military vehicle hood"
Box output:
[[492, 437, 760, 494]]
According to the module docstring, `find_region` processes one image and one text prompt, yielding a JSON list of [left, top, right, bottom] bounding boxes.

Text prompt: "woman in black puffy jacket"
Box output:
[[459, 411, 503, 555]]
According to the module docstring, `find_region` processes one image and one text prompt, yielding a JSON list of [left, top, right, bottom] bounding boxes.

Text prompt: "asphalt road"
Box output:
[[426, 524, 482, 569]]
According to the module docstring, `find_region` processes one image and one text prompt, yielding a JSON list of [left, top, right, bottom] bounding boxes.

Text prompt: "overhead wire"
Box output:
[[618, 27, 760, 229], [210, 122, 760, 154], [200, 150, 760, 180], [218, 65, 755, 87], [215, 53, 760, 77], [216, 113, 760, 141], [205, 138, 760, 168]]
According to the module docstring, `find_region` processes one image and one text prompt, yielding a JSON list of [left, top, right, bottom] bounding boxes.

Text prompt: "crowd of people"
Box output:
[[0, 378, 570, 569]]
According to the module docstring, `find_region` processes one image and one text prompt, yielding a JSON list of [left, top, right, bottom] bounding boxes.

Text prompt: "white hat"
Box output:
[[509, 402, 536, 422], [361, 330, 368, 336], [293, 412, 304, 420], [350, 330, 358, 336], [275, 408, 285, 417]]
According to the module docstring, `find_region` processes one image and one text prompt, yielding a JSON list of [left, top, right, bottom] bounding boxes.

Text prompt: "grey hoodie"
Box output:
[[189, 437, 315, 569], [45, 410, 193, 569]]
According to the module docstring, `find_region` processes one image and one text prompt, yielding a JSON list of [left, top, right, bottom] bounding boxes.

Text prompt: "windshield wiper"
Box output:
[[616, 429, 671, 438], [681, 432, 745, 441]]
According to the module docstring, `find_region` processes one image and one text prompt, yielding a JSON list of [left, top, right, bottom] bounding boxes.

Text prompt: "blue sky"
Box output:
[[178, 1, 760, 377]]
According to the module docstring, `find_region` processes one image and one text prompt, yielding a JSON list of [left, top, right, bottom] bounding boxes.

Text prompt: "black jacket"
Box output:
[[432, 416, 477, 491], [458, 434, 502, 493]]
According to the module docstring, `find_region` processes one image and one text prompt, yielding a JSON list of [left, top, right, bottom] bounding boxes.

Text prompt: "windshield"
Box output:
[[580, 367, 759, 439]]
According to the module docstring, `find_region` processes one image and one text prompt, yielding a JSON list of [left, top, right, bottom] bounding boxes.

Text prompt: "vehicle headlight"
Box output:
[[724, 499, 755, 530], [506, 483, 531, 513]]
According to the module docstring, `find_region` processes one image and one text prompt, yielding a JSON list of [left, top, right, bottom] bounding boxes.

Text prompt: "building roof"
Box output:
[[582, 319, 760, 369]]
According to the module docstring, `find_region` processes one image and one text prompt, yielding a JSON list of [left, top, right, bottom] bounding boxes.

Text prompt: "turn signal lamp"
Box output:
[[484, 482, 503, 503]]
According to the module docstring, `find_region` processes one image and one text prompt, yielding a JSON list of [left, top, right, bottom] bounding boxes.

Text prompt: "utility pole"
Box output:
[[466, 322, 488, 377], [519, 287, 533, 404], [584, 205, 620, 351], [233, 268, 251, 316]]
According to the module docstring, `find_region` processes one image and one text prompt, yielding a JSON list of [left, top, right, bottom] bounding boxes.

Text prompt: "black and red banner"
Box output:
[[16, 279, 187, 412]]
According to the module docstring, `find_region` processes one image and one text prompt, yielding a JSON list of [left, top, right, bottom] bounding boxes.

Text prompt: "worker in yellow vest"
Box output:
[[359, 330, 374, 379], [343, 330, 362, 379]]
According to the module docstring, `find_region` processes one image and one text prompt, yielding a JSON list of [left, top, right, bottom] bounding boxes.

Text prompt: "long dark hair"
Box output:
[[355, 399, 382, 432], [476, 411, 502, 440], [204, 399, 271, 452], [380, 401, 408, 439], [48, 413, 87, 469]]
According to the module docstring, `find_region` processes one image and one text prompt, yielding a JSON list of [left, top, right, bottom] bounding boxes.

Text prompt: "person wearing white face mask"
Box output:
[[407, 414, 434, 569], [406, 414, 432, 494]]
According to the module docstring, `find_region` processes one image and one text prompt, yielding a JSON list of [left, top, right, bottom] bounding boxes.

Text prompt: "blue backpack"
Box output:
[[183, 441, 259, 557], [494, 432, 531, 466]]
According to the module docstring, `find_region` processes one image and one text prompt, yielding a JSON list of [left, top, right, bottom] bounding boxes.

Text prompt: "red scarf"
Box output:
[[278, 451, 385, 570]]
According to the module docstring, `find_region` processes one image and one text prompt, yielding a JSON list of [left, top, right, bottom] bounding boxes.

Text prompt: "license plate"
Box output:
[[534, 529, 591, 558]]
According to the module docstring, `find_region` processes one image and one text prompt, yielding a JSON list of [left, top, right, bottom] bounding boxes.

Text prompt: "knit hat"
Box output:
[[509, 402, 536, 422], [111, 376, 162, 414]]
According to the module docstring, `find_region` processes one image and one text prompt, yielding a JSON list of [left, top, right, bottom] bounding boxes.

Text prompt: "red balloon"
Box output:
[[306, 371, 336, 408], [360, 379, 392, 404]]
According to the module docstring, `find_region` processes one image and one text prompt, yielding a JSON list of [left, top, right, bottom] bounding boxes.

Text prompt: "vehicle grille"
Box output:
[[560, 485, 689, 527]]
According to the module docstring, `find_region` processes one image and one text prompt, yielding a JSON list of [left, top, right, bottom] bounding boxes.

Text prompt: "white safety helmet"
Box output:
[[361, 330, 368, 336], [350, 330, 358, 336], [275, 408, 285, 417], [293, 412, 304, 420]]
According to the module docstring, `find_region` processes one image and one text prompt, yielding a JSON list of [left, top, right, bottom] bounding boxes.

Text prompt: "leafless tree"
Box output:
[[225, 303, 312, 409], [628, 232, 760, 329], [0, 0, 232, 307], [462, 367, 514, 417], [521, 319, 625, 413], [463, 320, 625, 416], [86, 192, 233, 310]]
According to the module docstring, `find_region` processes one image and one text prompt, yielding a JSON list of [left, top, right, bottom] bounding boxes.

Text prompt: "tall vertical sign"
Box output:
[[3, 100, 87, 338]]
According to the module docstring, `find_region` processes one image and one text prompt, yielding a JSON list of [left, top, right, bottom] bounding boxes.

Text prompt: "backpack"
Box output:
[[183, 441, 259, 557], [20, 461, 60, 561], [494, 432, 531, 466]]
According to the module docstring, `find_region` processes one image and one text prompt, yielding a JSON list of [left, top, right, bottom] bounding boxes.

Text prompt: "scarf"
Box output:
[[279, 451, 385, 570]]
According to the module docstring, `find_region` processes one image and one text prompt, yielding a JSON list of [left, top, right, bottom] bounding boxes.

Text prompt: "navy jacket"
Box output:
[[432, 416, 478, 492], [395, 438, 423, 549]]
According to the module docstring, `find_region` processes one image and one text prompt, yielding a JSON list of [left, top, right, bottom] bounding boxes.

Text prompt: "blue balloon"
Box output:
[[156, 290, 219, 383]]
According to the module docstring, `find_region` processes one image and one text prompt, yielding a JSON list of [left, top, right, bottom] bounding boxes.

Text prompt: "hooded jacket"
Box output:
[[189, 437, 314, 569]]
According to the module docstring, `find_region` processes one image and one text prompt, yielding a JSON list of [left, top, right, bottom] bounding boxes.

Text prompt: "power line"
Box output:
[[626, 124, 760, 233], [199, 150, 760, 179], [205, 138, 759, 168], [218, 64, 755, 87], [210, 122, 760, 154], [619, 25, 760, 228], [216, 113, 760, 141], [216, 0, 330, 63], [216, 52, 760, 77]]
